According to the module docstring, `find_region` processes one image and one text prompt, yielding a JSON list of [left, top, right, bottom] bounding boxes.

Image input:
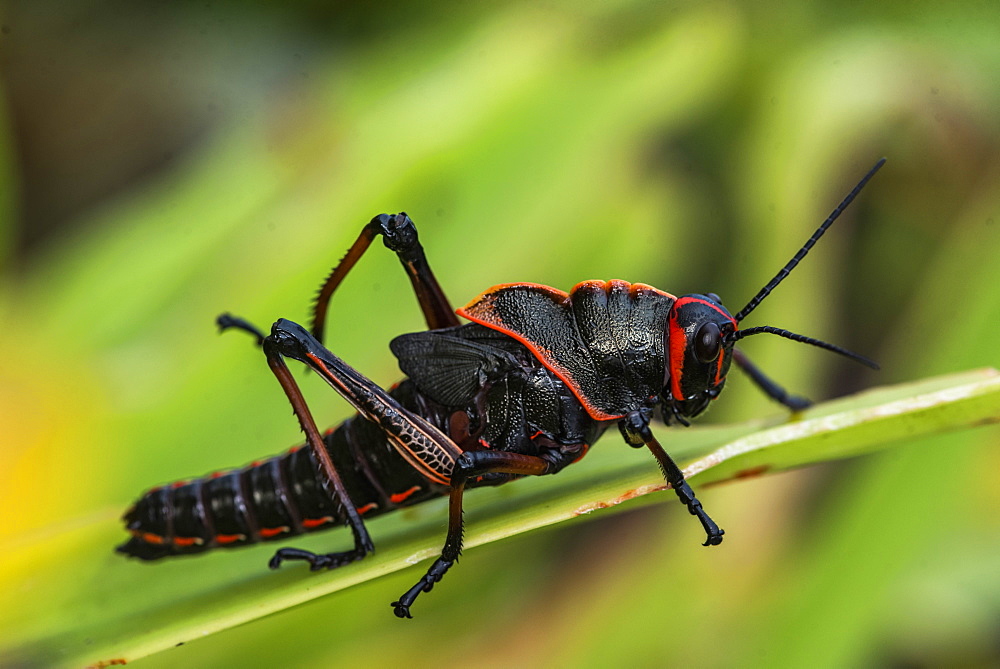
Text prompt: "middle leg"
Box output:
[[391, 450, 552, 619], [264, 319, 550, 616]]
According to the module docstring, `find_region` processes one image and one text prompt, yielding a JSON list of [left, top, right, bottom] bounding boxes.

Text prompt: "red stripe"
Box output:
[[458, 308, 622, 421], [302, 516, 334, 529], [714, 346, 725, 385], [215, 533, 246, 544], [668, 312, 688, 401], [390, 485, 422, 504], [668, 297, 737, 400]]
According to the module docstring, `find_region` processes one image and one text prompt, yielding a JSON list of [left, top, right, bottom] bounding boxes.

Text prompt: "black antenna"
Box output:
[[731, 326, 879, 369], [734, 158, 886, 323]]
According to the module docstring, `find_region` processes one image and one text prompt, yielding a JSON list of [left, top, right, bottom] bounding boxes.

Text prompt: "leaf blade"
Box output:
[[1, 368, 996, 668]]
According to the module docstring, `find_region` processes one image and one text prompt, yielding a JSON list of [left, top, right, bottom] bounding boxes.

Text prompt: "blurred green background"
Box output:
[[1, 1, 998, 666]]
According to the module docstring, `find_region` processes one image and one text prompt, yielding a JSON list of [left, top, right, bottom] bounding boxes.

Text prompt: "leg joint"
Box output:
[[618, 409, 654, 447], [374, 212, 421, 258]]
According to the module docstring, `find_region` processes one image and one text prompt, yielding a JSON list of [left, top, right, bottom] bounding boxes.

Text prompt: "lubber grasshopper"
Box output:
[[118, 159, 885, 618]]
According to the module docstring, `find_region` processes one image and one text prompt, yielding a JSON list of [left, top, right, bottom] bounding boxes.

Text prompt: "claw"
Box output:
[[703, 529, 725, 546], [268, 546, 367, 571]]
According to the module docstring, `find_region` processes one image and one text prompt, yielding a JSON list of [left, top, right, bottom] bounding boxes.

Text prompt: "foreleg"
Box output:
[[620, 411, 724, 546]]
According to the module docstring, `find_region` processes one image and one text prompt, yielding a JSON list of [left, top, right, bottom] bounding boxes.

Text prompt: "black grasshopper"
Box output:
[[118, 159, 884, 618]]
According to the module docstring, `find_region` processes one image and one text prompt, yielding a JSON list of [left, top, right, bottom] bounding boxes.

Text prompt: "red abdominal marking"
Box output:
[[302, 516, 335, 529], [215, 533, 247, 544], [390, 485, 422, 504]]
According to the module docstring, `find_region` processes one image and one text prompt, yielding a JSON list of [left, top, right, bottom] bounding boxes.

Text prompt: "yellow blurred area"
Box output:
[[0, 333, 107, 539]]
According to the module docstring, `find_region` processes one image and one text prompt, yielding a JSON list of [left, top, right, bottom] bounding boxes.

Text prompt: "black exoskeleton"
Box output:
[[118, 159, 884, 618]]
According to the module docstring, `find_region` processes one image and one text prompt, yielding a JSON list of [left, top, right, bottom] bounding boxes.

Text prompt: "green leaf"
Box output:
[[1, 368, 997, 668]]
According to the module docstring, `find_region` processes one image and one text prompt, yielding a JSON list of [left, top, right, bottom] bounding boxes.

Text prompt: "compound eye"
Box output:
[[694, 322, 722, 363]]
